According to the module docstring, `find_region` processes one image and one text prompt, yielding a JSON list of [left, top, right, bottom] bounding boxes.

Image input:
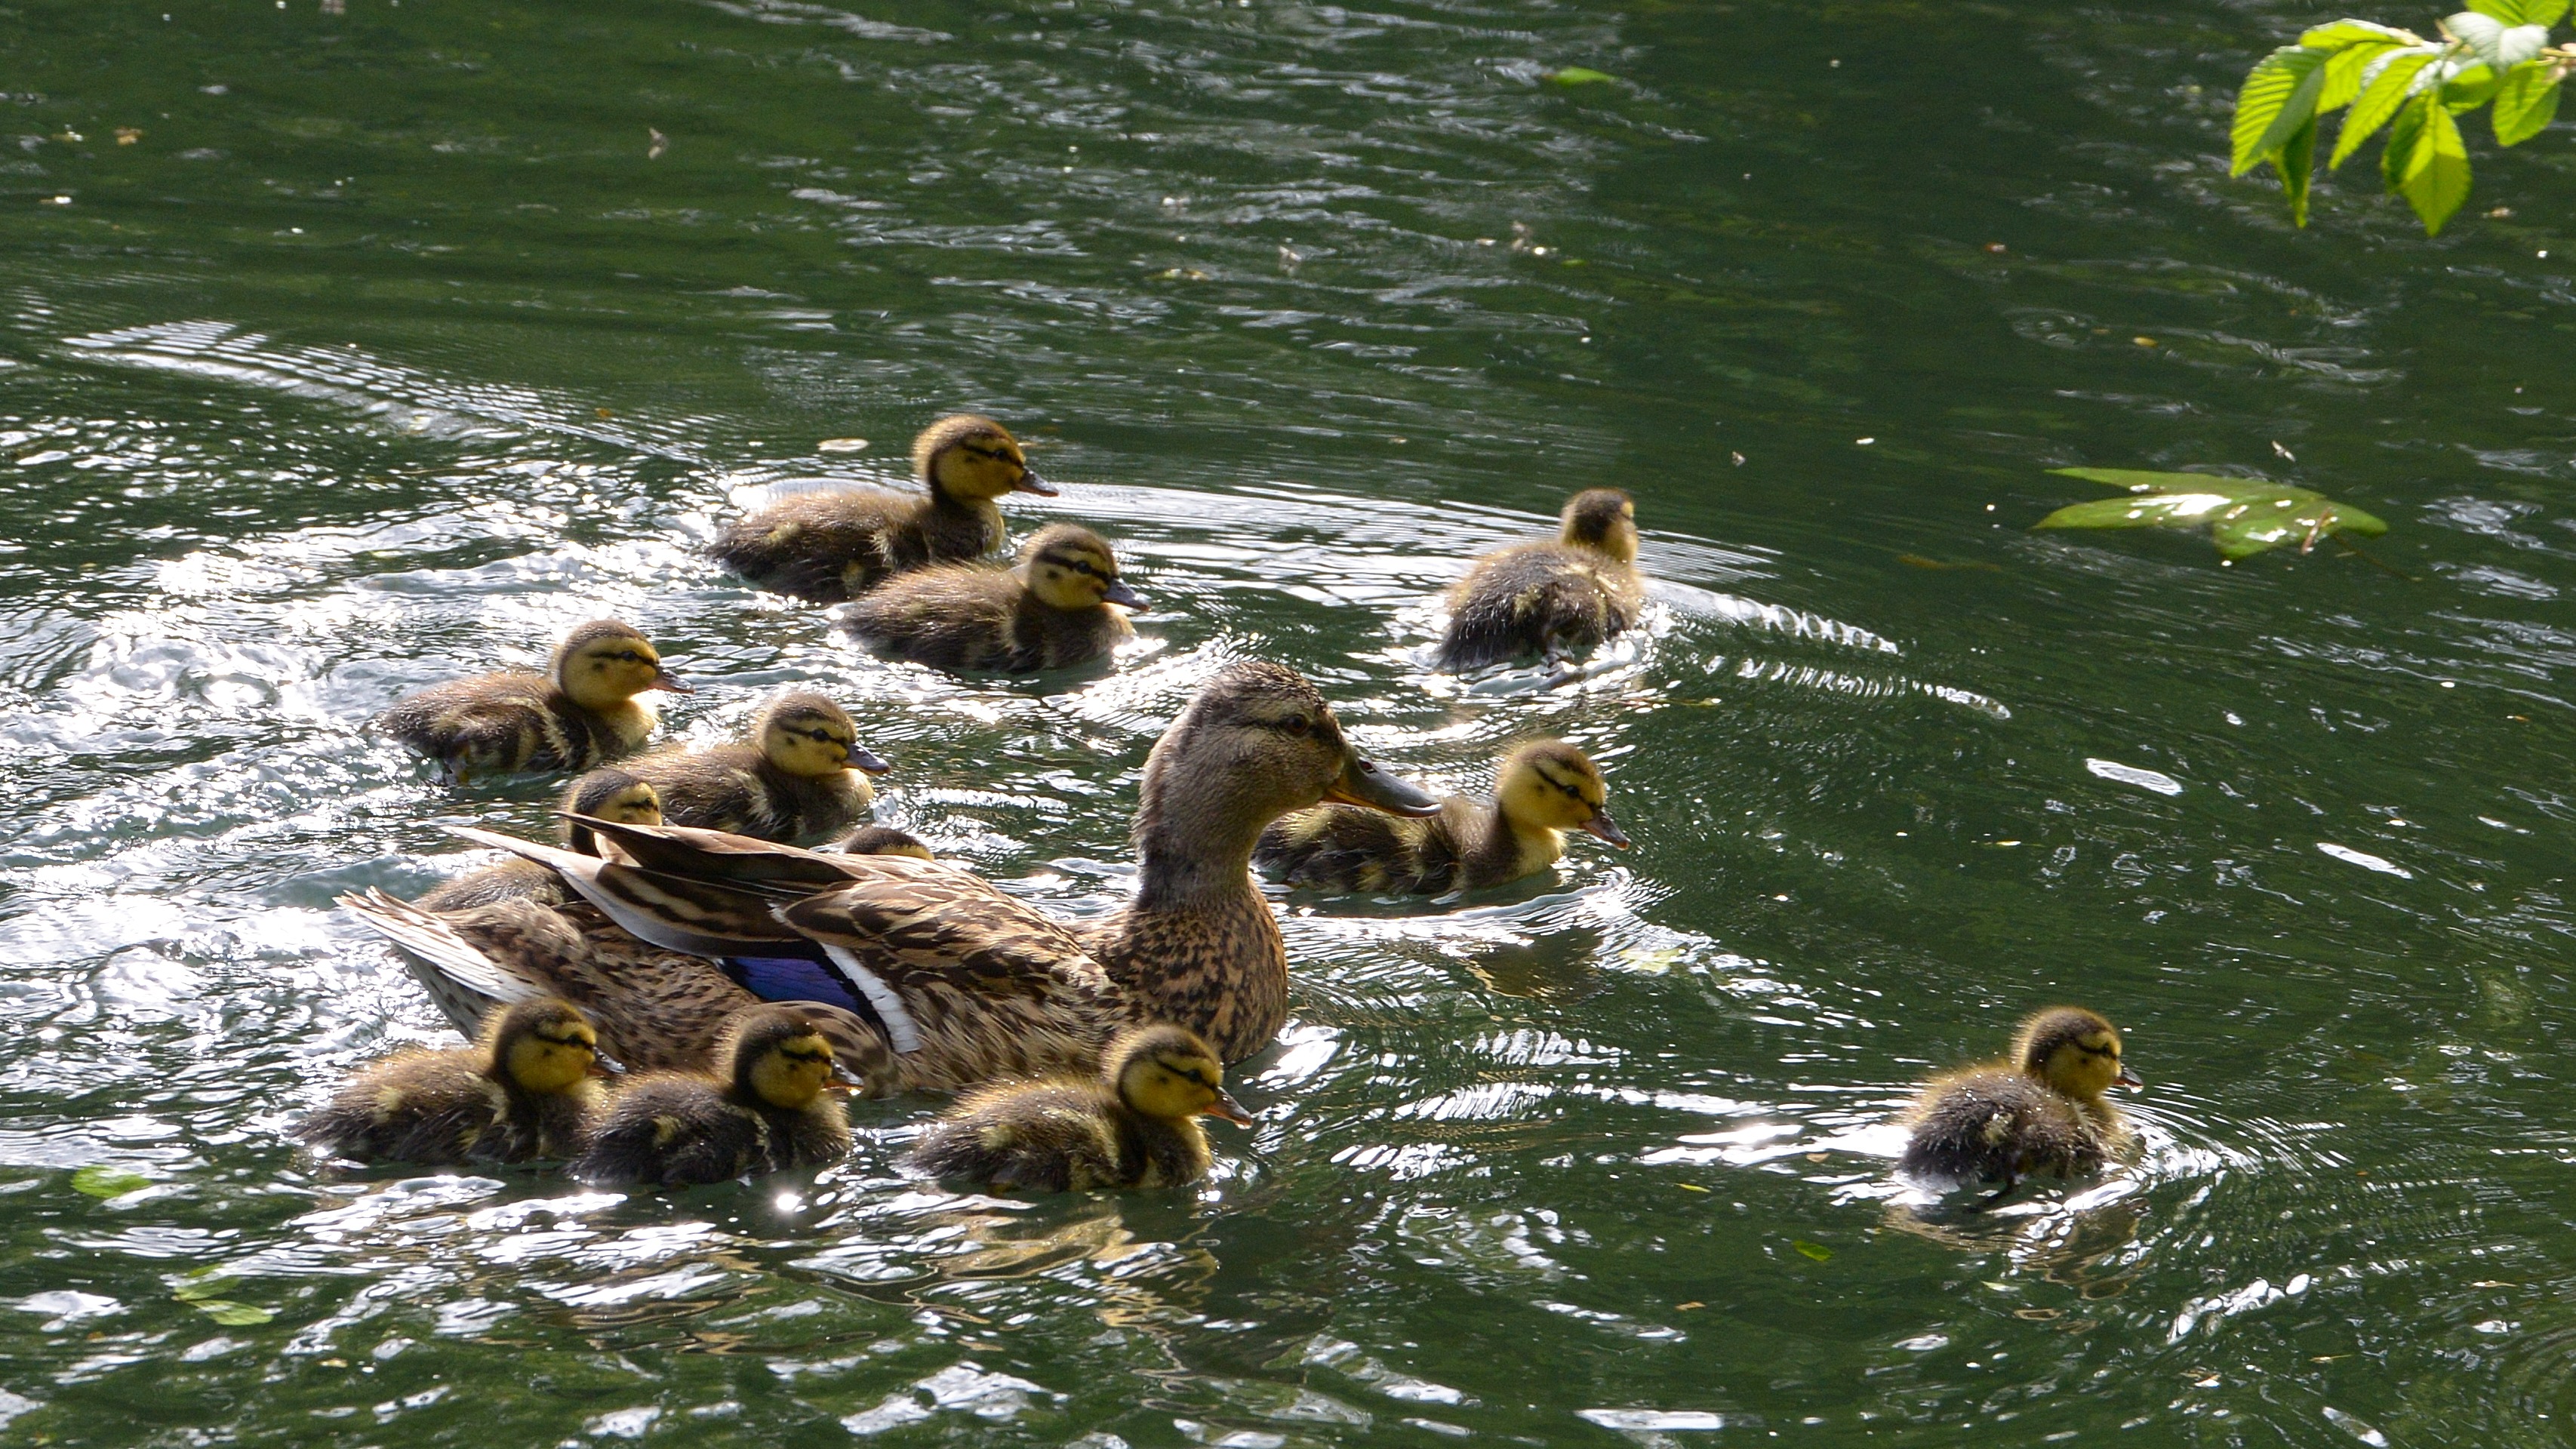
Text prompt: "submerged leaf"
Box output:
[[1793, 1239, 1835, 1262], [1546, 67, 1616, 86], [191, 1300, 275, 1327], [2037, 468, 2390, 561], [70, 1166, 152, 1198]]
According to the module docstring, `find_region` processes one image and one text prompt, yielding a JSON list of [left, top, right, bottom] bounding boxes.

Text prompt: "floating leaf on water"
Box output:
[[171, 1272, 235, 1303], [70, 1166, 152, 1198], [190, 1300, 274, 1327], [2036, 467, 2388, 561], [1793, 1239, 1833, 1262], [1623, 946, 1685, 974], [1546, 66, 1616, 85], [815, 437, 869, 454]]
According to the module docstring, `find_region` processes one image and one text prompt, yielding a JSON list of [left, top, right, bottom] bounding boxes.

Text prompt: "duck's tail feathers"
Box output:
[[336, 888, 534, 1036]]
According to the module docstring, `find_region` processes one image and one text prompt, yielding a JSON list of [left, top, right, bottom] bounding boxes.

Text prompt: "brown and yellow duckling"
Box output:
[[1898, 1006, 2142, 1195], [1436, 488, 1644, 671], [907, 1023, 1251, 1192], [294, 997, 609, 1167], [574, 691, 888, 845], [414, 771, 666, 913], [569, 1006, 853, 1187], [374, 619, 688, 782], [1257, 739, 1627, 894], [709, 414, 1056, 603], [826, 823, 935, 860], [840, 522, 1143, 672]]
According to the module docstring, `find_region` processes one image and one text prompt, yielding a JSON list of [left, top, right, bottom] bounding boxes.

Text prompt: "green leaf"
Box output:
[[1545, 67, 1615, 86], [2208, 495, 2391, 560], [2048, 467, 2293, 499], [2038, 469, 2391, 561], [171, 1272, 235, 1303], [2441, 60, 2504, 111], [2526, 0, 2572, 25], [2233, 46, 2331, 175], [1793, 1240, 1834, 1262], [2494, 60, 2564, 143], [2334, 50, 2438, 167], [2383, 88, 2433, 187], [2275, 112, 2319, 225], [191, 1300, 275, 1327], [2301, 19, 2424, 48], [2465, 0, 2559, 21], [70, 1166, 152, 1198], [2396, 98, 2474, 233], [2322, 41, 2407, 111]]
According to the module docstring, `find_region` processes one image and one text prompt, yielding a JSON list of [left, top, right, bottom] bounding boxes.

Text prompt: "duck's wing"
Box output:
[[448, 825, 825, 957], [338, 888, 538, 1035]]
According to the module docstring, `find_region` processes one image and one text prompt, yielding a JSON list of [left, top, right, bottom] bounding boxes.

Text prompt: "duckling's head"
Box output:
[[724, 1006, 839, 1109], [828, 824, 934, 860], [1559, 488, 1639, 564], [755, 691, 891, 780], [551, 620, 689, 711], [2014, 1006, 2142, 1101], [1494, 740, 1630, 848], [1134, 663, 1441, 896], [1020, 523, 1146, 612], [1107, 1023, 1254, 1126], [914, 414, 1056, 502], [562, 771, 663, 856], [486, 997, 608, 1095]]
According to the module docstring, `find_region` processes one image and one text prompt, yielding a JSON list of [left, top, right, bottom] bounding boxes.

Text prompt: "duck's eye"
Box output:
[[1284, 717, 1310, 736]]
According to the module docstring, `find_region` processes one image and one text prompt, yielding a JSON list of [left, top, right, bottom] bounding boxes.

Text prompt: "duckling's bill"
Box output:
[[1102, 578, 1146, 609], [1207, 1088, 1255, 1127], [2117, 1064, 2144, 1088], [1014, 467, 1058, 497], [1322, 752, 1443, 817], [846, 743, 894, 775], [1582, 810, 1633, 849]]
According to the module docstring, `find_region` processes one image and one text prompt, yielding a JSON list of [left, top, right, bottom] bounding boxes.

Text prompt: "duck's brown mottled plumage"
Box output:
[[427, 661, 1443, 1097], [294, 997, 606, 1166], [1898, 1006, 2141, 1189], [1257, 739, 1627, 894], [374, 620, 686, 780], [907, 1024, 1251, 1192], [577, 691, 885, 845], [708, 416, 1054, 602], [841, 522, 1141, 672], [570, 1006, 853, 1187], [1436, 490, 1644, 670], [415, 772, 666, 913]]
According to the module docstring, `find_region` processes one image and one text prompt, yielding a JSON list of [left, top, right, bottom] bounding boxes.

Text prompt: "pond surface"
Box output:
[[4, 1, 2574, 1444]]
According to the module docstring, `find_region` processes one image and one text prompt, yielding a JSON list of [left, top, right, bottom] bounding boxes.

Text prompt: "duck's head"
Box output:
[[726, 1006, 839, 1109], [1494, 740, 1629, 848], [562, 771, 664, 856], [2014, 1006, 2141, 1100], [551, 620, 689, 711], [828, 824, 934, 860], [1559, 488, 1639, 564], [914, 414, 1055, 502], [756, 691, 891, 780], [1108, 1023, 1254, 1126], [488, 997, 611, 1094], [1020, 523, 1145, 611]]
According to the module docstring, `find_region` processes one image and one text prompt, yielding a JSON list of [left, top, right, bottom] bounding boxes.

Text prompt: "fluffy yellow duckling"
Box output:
[[709, 415, 1056, 602], [414, 771, 666, 912], [375, 619, 688, 781], [839, 522, 1143, 672], [906, 1023, 1251, 1192], [1436, 489, 1645, 671], [294, 997, 609, 1166], [577, 691, 889, 845], [826, 823, 934, 860], [570, 1005, 854, 1187], [1257, 739, 1627, 894], [1898, 1007, 2142, 1194]]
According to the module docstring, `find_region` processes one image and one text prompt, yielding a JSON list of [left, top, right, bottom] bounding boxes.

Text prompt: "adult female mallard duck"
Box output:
[[565, 691, 888, 845], [294, 997, 609, 1167], [1436, 489, 1644, 671], [374, 619, 688, 781], [1256, 739, 1628, 894], [418, 662, 1442, 1095], [569, 1005, 852, 1187], [709, 415, 1055, 603], [1898, 1006, 2142, 1196], [414, 771, 666, 912], [840, 522, 1143, 672], [907, 1023, 1251, 1192]]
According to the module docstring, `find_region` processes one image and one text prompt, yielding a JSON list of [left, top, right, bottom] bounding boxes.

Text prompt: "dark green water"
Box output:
[[5, 0, 2575, 1443]]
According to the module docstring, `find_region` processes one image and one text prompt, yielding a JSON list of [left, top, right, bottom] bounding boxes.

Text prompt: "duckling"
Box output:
[[1898, 1007, 2142, 1195], [839, 523, 1143, 672], [374, 619, 688, 782], [1257, 739, 1627, 894], [1436, 489, 1645, 671], [414, 772, 666, 912], [569, 1005, 853, 1187], [294, 997, 608, 1167], [709, 415, 1056, 603], [827, 824, 935, 860], [907, 1023, 1251, 1192], [580, 691, 889, 845]]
